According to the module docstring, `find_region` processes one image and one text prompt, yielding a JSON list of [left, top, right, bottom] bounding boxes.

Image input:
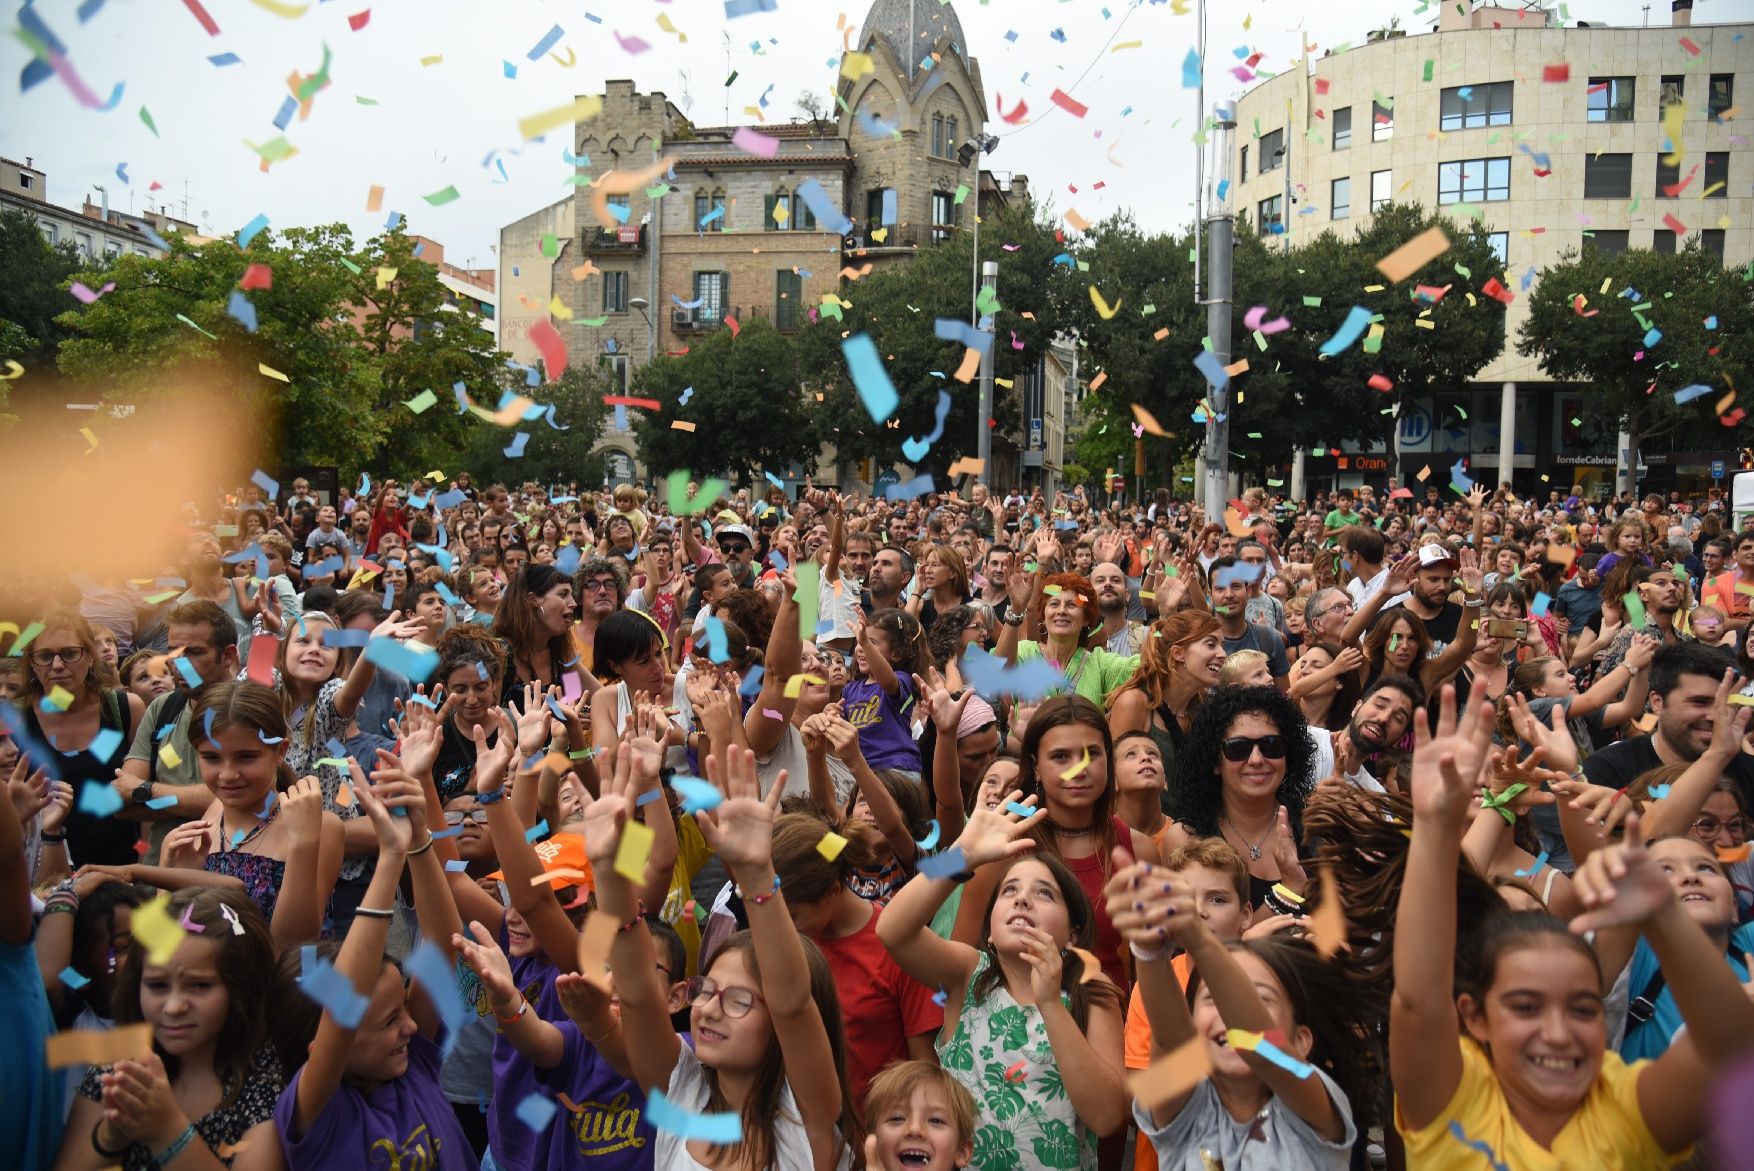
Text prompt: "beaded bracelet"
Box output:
[[735, 875, 782, 905], [477, 787, 508, 807]]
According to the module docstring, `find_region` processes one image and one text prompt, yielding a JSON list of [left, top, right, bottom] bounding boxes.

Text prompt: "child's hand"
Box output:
[[822, 716, 865, 766], [555, 970, 614, 1029], [371, 751, 429, 837], [371, 610, 428, 642], [1017, 924, 1065, 1006], [1408, 687, 1495, 827], [952, 790, 1043, 869], [472, 709, 520, 794], [513, 683, 554, 756], [282, 775, 326, 849], [799, 710, 835, 755], [696, 747, 784, 877], [916, 669, 969, 736], [1569, 812, 1677, 933], [576, 741, 638, 873], [160, 820, 215, 870], [350, 760, 416, 854], [683, 668, 718, 714], [390, 701, 445, 778], [1103, 856, 1194, 948], [452, 921, 521, 1011]]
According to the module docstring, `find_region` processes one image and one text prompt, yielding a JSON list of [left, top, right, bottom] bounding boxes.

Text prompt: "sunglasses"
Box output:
[[718, 543, 751, 555], [1220, 735, 1287, 762]]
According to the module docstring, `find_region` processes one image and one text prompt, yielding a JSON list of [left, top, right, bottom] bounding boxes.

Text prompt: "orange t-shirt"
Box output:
[[1124, 954, 1196, 1171]]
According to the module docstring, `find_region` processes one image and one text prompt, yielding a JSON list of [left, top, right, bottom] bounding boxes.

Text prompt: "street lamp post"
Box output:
[[629, 297, 654, 365]]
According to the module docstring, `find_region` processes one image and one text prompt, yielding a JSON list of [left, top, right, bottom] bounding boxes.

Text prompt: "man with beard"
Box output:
[[1089, 560, 1145, 656], [1306, 675, 1419, 796], [1389, 542, 1478, 651], [979, 545, 1013, 616], [1208, 555, 1290, 688], [1597, 563, 1685, 675], [866, 546, 914, 614]]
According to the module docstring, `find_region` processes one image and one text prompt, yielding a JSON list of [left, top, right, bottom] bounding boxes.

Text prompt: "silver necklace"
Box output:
[[1220, 814, 1274, 861]]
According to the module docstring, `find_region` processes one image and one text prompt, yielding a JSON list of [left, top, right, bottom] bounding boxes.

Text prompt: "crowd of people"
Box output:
[[3, 468, 1753, 1171]]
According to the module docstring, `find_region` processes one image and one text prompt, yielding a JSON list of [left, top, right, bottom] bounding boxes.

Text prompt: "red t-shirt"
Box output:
[[1061, 817, 1136, 990], [814, 902, 946, 1114]]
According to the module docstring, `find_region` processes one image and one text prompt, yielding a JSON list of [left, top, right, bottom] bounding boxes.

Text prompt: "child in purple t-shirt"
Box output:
[[841, 610, 928, 773], [453, 925, 656, 1169], [273, 760, 478, 1171]]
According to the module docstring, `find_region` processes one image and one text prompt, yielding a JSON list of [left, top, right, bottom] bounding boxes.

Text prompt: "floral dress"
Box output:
[[276, 675, 368, 883], [78, 1044, 284, 1170], [936, 953, 1097, 1171]]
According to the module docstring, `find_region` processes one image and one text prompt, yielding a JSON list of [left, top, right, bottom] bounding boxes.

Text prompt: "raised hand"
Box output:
[[370, 750, 430, 837], [1018, 924, 1065, 1005], [39, 779, 73, 837], [575, 737, 637, 873], [916, 669, 970, 736], [951, 790, 1043, 869], [452, 921, 521, 1009], [1408, 686, 1496, 827], [512, 683, 555, 756], [282, 775, 327, 849], [160, 820, 216, 870], [389, 705, 444, 779], [822, 716, 866, 766], [1506, 695, 1580, 775], [472, 709, 520, 794], [1267, 807, 1308, 894], [1569, 813, 1677, 934], [350, 759, 416, 854], [1103, 853, 1202, 949], [371, 610, 427, 642], [6, 758, 52, 825], [695, 747, 784, 875]]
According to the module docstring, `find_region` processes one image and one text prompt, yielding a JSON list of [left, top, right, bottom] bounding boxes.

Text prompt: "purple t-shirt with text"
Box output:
[[531, 1021, 656, 1168], [275, 1032, 478, 1171], [488, 921, 566, 1171], [840, 676, 922, 771]]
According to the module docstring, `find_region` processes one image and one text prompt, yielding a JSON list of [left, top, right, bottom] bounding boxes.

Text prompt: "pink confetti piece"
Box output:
[[614, 29, 650, 54], [761, 707, 785, 721], [731, 126, 779, 158], [69, 281, 116, 304], [1242, 305, 1290, 334], [179, 905, 205, 932]]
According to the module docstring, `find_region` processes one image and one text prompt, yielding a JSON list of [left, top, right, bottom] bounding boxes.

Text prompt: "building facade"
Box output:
[[1, 155, 197, 258], [499, 0, 1071, 493], [1228, 0, 1750, 498]]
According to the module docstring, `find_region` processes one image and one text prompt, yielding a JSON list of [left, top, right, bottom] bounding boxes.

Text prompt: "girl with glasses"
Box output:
[[1161, 687, 1318, 912], [580, 743, 858, 1171], [15, 609, 146, 867]]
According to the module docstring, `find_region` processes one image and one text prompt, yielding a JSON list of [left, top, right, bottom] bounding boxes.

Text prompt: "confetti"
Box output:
[[1318, 307, 1374, 357], [1127, 1035, 1213, 1109], [647, 1088, 743, 1142], [47, 1023, 153, 1069], [614, 820, 654, 882], [1374, 226, 1449, 282], [841, 334, 899, 424]]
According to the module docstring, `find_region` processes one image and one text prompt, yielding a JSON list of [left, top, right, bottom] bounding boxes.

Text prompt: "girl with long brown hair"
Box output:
[[1107, 610, 1226, 797]]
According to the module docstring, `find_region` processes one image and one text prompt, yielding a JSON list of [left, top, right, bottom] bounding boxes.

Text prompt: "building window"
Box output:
[[775, 269, 801, 331], [931, 113, 944, 157], [1653, 229, 1676, 254], [693, 271, 729, 322], [1257, 194, 1284, 232], [1486, 233, 1508, 266], [39, 220, 56, 243], [1660, 75, 1684, 113], [1709, 74, 1734, 121], [75, 231, 93, 258], [606, 194, 631, 224], [1331, 176, 1351, 219], [1439, 82, 1513, 130], [598, 353, 630, 396], [764, 190, 792, 231], [947, 116, 957, 155], [1586, 76, 1635, 122], [1584, 229, 1629, 256], [864, 188, 893, 230], [1584, 153, 1633, 199], [1239, 144, 1248, 182], [18, 172, 31, 190], [1259, 129, 1284, 172], [693, 190, 726, 231], [103, 240, 122, 259], [1437, 157, 1510, 204], [1372, 99, 1393, 141], [794, 191, 817, 230], [1370, 169, 1392, 211], [1655, 154, 1681, 195], [930, 190, 958, 241], [603, 271, 629, 313], [1705, 152, 1729, 198], [1700, 229, 1725, 263], [1332, 107, 1351, 150]]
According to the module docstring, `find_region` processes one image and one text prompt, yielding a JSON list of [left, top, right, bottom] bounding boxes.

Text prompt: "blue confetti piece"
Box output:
[[960, 645, 1068, 703], [504, 432, 530, 459], [363, 637, 438, 682], [1704, 315, 1719, 331], [145, 794, 179, 810], [445, 859, 470, 872], [1514, 850, 1550, 877], [884, 474, 936, 503], [430, 825, 464, 839], [1004, 29, 1018, 42], [901, 388, 950, 463], [227, 290, 258, 332], [933, 317, 994, 356], [1249, 1037, 1317, 1079], [1182, 47, 1202, 88], [554, 544, 582, 576], [880, 189, 897, 225], [1050, 27, 1067, 42], [1447, 1121, 1512, 1171], [931, 986, 948, 1006], [237, 213, 270, 249], [679, 385, 695, 405], [725, 0, 778, 15], [1646, 784, 1672, 801], [296, 945, 370, 1027], [915, 819, 941, 850], [737, 665, 765, 698], [272, 95, 297, 131], [1216, 178, 1230, 202], [405, 939, 470, 1057], [636, 788, 664, 807], [59, 966, 90, 989], [115, 161, 129, 184], [646, 1088, 743, 1142], [1194, 348, 1230, 392], [1317, 306, 1374, 357], [87, 727, 123, 761], [517, 1092, 559, 1132], [77, 781, 123, 818], [702, 616, 729, 663], [697, 205, 725, 229], [856, 108, 899, 138], [1643, 327, 1662, 348], [768, 549, 789, 572], [613, 404, 628, 430], [918, 845, 970, 880], [1004, 801, 1035, 818], [672, 777, 723, 813], [1213, 561, 1266, 588], [795, 178, 852, 234], [1673, 384, 1714, 404], [208, 52, 242, 66]]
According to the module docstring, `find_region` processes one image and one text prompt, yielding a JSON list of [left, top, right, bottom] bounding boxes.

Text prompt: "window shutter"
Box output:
[[721, 271, 731, 321], [764, 194, 776, 231]]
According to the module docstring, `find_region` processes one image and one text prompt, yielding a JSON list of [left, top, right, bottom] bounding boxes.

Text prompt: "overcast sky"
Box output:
[[3, 0, 1705, 268]]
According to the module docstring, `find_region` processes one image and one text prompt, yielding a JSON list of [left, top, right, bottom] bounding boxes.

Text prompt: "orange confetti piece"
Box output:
[[1088, 371, 1108, 392], [1126, 1035, 1213, 1109], [1130, 403, 1169, 437]]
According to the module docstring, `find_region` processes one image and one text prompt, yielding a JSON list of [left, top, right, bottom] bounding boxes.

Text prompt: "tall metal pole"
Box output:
[[977, 260, 998, 480], [970, 178, 981, 326], [1202, 102, 1237, 523]]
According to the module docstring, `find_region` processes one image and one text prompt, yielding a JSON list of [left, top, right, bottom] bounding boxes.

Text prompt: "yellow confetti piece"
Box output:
[[783, 672, 825, 699], [44, 685, 75, 712], [158, 742, 182, 769], [816, 831, 849, 861], [1727, 693, 1754, 707], [376, 266, 398, 290], [1110, 40, 1143, 52], [840, 50, 874, 80], [1089, 286, 1122, 320], [1063, 746, 1091, 780], [47, 1023, 153, 1070], [420, 54, 444, 67], [258, 363, 290, 382], [548, 295, 573, 321], [613, 820, 655, 882], [79, 426, 99, 451], [1661, 98, 1686, 165], [1, 359, 23, 379], [656, 12, 687, 41], [133, 892, 186, 965], [249, 0, 310, 16], [550, 48, 577, 68], [519, 95, 604, 141]]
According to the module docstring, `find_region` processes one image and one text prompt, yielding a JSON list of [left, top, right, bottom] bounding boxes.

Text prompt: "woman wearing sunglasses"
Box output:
[[1160, 686, 1318, 910]]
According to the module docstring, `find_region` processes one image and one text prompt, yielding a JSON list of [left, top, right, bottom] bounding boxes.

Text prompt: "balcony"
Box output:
[[844, 226, 925, 254], [584, 225, 647, 254]]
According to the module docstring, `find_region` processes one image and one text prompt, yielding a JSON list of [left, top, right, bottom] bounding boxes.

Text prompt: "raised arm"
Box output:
[[856, 614, 902, 697], [825, 715, 917, 868], [1341, 555, 1415, 647], [918, 671, 971, 841], [336, 611, 425, 719], [1640, 671, 1749, 841], [1571, 633, 1654, 723], [454, 919, 567, 1069], [747, 571, 803, 756], [1102, 855, 1201, 1127], [274, 775, 344, 954], [1389, 687, 1497, 1133]]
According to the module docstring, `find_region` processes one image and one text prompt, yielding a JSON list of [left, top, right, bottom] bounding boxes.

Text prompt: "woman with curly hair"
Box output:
[[994, 571, 1139, 706], [924, 604, 987, 688], [1162, 686, 1317, 909], [1107, 610, 1226, 802]]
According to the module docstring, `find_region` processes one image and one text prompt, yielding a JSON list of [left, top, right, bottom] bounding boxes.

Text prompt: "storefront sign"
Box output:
[[1555, 455, 1617, 466]]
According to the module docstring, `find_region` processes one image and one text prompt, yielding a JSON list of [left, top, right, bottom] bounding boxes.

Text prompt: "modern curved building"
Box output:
[[1227, 0, 1750, 497]]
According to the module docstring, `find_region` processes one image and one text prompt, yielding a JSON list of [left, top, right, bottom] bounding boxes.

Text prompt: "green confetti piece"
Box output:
[[1247, 432, 1264, 439], [1362, 331, 1383, 355], [953, 183, 969, 205], [577, 315, 608, 327], [1622, 590, 1646, 629], [666, 470, 727, 516], [356, 95, 378, 106], [1456, 406, 1468, 419], [1485, 132, 1501, 145], [337, 257, 362, 274], [725, 71, 739, 86], [646, 183, 671, 199], [1253, 329, 1268, 350], [1422, 60, 1434, 82], [1570, 416, 1582, 426], [1141, 304, 1157, 315], [404, 389, 438, 414], [794, 571, 820, 641], [563, 174, 596, 186], [423, 185, 461, 206], [975, 285, 1001, 316], [540, 233, 558, 259], [139, 105, 159, 137], [316, 757, 349, 768], [1302, 295, 1322, 307], [176, 313, 218, 339], [1454, 263, 1472, 278], [245, 136, 298, 162], [1252, 117, 1262, 139]]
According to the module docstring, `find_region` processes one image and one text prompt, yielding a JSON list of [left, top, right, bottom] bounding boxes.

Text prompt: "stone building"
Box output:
[[498, 0, 1070, 491], [1227, 0, 1750, 498]]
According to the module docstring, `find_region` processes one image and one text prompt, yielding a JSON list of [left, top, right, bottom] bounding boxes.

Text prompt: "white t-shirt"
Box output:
[[655, 1042, 852, 1171], [1306, 727, 1385, 794], [1134, 1065, 1356, 1171]]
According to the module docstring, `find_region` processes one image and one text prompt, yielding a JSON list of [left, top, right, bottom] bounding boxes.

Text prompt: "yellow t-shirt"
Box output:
[[656, 814, 715, 976], [1395, 1039, 1684, 1170]]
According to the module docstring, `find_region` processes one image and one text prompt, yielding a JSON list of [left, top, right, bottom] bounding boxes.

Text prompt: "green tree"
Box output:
[[1519, 242, 1754, 466], [630, 318, 820, 483], [54, 224, 504, 470], [794, 200, 1079, 477], [456, 362, 611, 486], [0, 207, 84, 368]]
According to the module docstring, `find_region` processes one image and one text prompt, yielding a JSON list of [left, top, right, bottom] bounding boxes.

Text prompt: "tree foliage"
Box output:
[[0, 208, 85, 368], [54, 224, 505, 471], [1518, 242, 1754, 460], [630, 317, 820, 483], [792, 200, 1080, 477], [456, 362, 611, 487]]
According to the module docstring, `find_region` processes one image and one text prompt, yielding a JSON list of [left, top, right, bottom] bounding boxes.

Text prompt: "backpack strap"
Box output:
[[147, 689, 192, 785]]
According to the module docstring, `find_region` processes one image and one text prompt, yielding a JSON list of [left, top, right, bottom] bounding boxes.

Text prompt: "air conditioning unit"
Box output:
[[671, 309, 694, 330]]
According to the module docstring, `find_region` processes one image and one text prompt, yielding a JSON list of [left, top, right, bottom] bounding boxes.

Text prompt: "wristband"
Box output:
[[494, 998, 529, 1026], [91, 1121, 131, 1158], [476, 787, 508, 806], [40, 832, 66, 844], [1128, 940, 1167, 963], [735, 875, 782, 905], [151, 1123, 198, 1167], [353, 906, 395, 920], [406, 834, 436, 857], [1479, 783, 1527, 825]]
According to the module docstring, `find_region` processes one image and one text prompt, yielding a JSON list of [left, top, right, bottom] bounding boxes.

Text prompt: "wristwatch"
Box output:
[[131, 780, 155, 806]]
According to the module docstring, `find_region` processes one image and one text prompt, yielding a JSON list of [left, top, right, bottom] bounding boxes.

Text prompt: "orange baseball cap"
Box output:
[[489, 831, 594, 893]]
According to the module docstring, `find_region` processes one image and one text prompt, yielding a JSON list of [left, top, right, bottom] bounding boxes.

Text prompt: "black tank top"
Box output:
[[28, 689, 137, 867]]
